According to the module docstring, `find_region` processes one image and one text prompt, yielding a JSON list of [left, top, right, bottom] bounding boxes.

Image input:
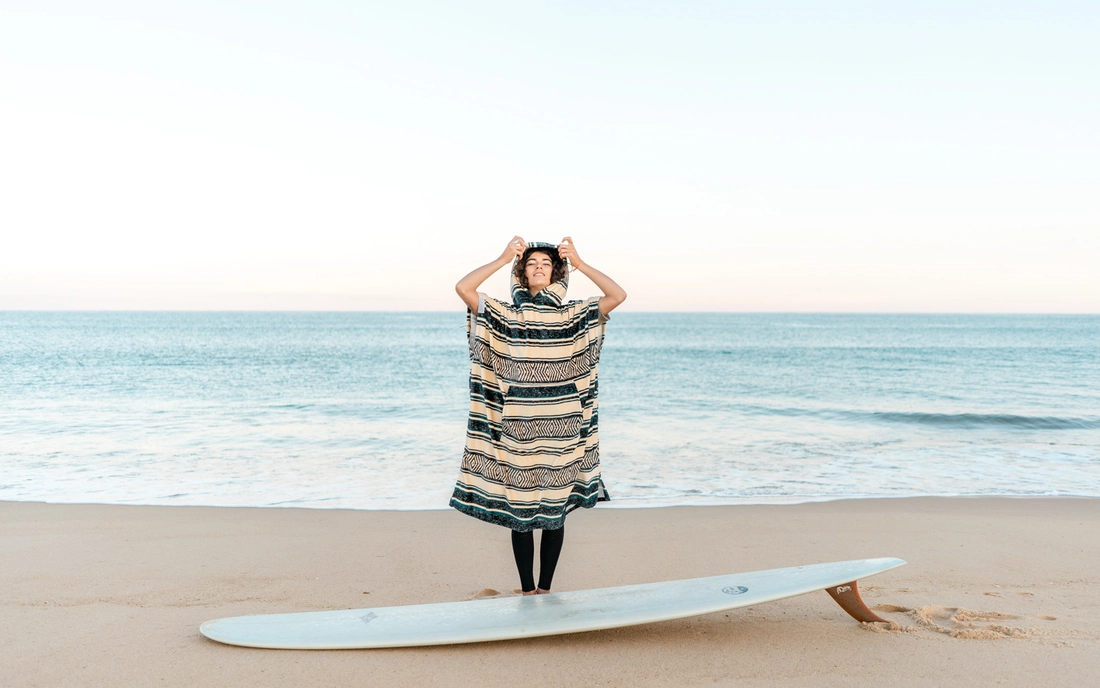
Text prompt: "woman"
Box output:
[[451, 236, 627, 595]]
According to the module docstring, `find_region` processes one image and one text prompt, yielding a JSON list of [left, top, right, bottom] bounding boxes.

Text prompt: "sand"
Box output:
[[2, 497, 1098, 687]]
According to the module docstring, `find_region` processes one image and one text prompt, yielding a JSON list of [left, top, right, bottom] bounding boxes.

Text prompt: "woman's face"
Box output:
[[524, 251, 554, 292]]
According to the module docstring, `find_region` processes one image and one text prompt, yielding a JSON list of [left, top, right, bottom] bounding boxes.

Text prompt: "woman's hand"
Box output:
[[557, 236, 584, 269], [500, 236, 526, 264], [456, 236, 527, 312], [557, 237, 626, 316]]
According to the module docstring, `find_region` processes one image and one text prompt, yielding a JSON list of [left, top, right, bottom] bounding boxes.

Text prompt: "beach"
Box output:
[[3, 497, 1098, 687], [5, 1, 1098, 684]]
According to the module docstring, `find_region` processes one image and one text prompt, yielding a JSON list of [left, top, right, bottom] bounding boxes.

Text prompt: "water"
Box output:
[[2, 312, 1098, 509]]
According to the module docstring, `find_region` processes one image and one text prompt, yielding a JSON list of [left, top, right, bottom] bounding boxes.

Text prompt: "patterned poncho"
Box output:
[[449, 271, 609, 531]]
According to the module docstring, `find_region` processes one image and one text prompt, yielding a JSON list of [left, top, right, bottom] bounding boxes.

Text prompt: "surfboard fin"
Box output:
[[825, 580, 888, 624]]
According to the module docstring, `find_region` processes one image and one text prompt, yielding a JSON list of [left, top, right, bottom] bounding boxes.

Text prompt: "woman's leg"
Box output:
[[537, 526, 565, 592], [510, 530, 536, 593]]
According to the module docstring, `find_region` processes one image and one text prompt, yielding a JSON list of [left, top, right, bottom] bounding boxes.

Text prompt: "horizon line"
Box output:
[[3, 309, 1098, 316]]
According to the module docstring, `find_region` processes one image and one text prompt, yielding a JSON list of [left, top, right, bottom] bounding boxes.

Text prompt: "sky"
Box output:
[[1, 1, 1097, 311]]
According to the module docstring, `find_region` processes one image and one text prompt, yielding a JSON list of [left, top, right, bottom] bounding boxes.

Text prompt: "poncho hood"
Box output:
[[510, 242, 569, 308]]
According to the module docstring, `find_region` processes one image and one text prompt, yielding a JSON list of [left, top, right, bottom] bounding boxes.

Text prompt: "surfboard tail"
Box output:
[[825, 580, 888, 623]]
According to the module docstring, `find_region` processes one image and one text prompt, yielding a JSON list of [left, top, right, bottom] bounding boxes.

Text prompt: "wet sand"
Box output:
[[3, 497, 1098, 687]]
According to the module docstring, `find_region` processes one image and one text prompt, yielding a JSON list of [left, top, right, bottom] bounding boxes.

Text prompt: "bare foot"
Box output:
[[536, 588, 550, 595]]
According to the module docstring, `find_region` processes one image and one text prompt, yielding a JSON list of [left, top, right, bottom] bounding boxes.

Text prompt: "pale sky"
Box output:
[[2, 1, 1097, 311]]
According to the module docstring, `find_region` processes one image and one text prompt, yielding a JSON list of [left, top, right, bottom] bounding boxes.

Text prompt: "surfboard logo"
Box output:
[[361, 612, 378, 624], [722, 586, 748, 595], [835, 586, 852, 594]]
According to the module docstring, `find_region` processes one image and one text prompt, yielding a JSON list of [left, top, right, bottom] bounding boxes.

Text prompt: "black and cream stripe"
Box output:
[[449, 273, 609, 531]]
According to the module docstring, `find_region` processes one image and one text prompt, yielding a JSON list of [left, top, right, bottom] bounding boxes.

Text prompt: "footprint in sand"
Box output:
[[469, 588, 504, 600], [872, 604, 910, 613], [859, 605, 919, 633], [867, 604, 1033, 639]]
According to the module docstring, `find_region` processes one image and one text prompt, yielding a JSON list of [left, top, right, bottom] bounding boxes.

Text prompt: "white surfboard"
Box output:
[[200, 557, 904, 649]]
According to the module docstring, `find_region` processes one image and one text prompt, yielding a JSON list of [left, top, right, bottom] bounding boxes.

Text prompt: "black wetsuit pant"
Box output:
[[511, 527, 565, 593]]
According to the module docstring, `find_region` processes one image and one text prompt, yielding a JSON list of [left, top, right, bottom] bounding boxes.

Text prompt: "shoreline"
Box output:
[[4, 497, 1099, 686], [5, 491, 1100, 513]]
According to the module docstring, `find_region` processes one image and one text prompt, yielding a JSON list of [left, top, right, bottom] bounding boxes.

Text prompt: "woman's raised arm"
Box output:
[[455, 236, 526, 312], [556, 237, 627, 316]]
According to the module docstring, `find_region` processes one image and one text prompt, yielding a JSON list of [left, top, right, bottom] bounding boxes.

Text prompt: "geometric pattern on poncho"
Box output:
[[449, 271, 610, 531]]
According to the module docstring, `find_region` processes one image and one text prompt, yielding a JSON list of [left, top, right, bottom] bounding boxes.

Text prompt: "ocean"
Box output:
[[2, 312, 1098, 509]]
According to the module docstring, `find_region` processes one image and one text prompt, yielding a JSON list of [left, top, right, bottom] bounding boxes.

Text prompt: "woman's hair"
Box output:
[[513, 245, 568, 290]]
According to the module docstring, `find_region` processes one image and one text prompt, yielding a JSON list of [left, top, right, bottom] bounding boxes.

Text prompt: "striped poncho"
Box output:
[[449, 272, 609, 531]]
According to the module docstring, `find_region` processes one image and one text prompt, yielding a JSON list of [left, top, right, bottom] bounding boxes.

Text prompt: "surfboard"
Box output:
[[200, 557, 904, 649]]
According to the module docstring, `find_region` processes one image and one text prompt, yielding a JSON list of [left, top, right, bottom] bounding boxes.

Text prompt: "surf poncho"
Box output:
[[449, 268, 609, 532]]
